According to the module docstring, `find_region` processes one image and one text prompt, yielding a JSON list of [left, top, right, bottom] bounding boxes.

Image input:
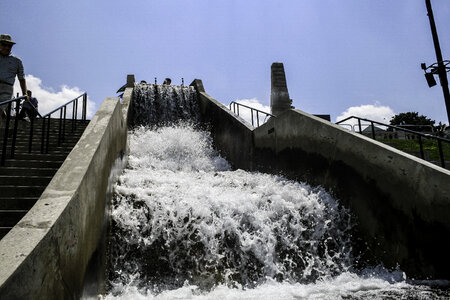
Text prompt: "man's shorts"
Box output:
[[0, 82, 14, 113]]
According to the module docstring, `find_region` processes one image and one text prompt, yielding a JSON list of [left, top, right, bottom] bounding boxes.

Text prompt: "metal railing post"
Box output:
[[10, 99, 21, 159], [72, 101, 76, 132], [1, 102, 12, 166], [63, 106, 67, 143], [46, 115, 51, 153], [28, 117, 34, 153], [371, 122, 376, 140], [58, 108, 63, 146], [83, 93, 87, 121], [358, 119, 362, 134], [41, 116, 46, 153], [74, 98, 78, 130], [251, 108, 254, 126], [438, 139, 445, 168], [418, 136, 424, 159]]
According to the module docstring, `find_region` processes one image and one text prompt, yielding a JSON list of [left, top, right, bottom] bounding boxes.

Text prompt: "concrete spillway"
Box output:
[[106, 80, 450, 298], [0, 70, 449, 298]]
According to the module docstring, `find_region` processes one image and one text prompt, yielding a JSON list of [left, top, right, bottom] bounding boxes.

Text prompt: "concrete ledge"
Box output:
[[0, 97, 129, 299]]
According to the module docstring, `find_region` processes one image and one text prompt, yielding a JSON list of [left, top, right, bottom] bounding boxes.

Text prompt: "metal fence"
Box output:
[[336, 115, 449, 168]]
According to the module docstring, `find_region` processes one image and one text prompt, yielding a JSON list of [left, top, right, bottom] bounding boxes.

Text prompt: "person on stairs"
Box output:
[[0, 34, 28, 119], [17, 90, 38, 122]]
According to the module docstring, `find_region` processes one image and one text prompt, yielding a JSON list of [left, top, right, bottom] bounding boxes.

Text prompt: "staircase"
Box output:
[[0, 118, 89, 239]]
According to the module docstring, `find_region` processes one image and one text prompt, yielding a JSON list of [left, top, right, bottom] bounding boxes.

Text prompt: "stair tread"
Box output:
[[0, 175, 52, 178], [0, 196, 39, 199], [0, 185, 46, 188], [0, 167, 58, 170]]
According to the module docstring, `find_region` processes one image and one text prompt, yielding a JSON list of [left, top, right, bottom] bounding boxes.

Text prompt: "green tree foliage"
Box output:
[[389, 112, 435, 132]]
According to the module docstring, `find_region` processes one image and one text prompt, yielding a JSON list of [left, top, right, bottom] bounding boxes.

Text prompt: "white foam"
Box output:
[[104, 271, 444, 300], [106, 123, 449, 299]]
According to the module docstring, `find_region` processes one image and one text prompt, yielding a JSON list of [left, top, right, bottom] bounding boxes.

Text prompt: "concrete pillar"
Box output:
[[190, 79, 205, 93], [270, 62, 292, 116], [126, 74, 135, 88]]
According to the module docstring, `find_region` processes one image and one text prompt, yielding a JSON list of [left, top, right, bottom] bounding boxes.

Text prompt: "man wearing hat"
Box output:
[[0, 34, 28, 116]]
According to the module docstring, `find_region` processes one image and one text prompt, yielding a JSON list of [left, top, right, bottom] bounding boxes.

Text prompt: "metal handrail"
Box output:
[[229, 101, 274, 127], [336, 115, 449, 168], [1, 96, 27, 165], [0, 96, 42, 118], [1, 93, 88, 166], [38, 93, 87, 153]]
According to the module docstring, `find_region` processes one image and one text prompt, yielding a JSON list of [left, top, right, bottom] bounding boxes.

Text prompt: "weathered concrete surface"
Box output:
[[191, 79, 254, 170], [252, 109, 450, 279], [0, 96, 129, 299], [270, 62, 291, 116]]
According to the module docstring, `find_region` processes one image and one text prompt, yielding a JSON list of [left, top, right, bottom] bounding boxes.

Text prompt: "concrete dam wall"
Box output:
[[190, 79, 450, 280]]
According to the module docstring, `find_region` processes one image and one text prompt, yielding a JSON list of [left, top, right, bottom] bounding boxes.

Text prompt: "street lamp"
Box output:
[[421, 61, 450, 88], [423, 0, 450, 124]]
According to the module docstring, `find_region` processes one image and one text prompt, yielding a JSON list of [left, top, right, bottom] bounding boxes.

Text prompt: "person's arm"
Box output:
[[17, 58, 28, 100], [19, 78, 29, 101]]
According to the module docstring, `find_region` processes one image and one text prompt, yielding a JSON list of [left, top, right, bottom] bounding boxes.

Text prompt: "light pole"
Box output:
[[422, 0, 450, 124]]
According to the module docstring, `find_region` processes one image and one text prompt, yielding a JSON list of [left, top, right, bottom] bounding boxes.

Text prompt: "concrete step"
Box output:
[[4, 159, 63, 168], [8, 141, 79, 150], [0, 136, 85, 146], [0, 210, 28, 227], [1, 125, 88, 135], [0, 167, 58, 176], [11, 153, 67, 161], [11, 135, 83, 142], [4, 145, 76, 153], [0, 197, 38, 210], [0, 185, 46, 197], [0, 175, 53, 186], [1, 124, 88, 136]]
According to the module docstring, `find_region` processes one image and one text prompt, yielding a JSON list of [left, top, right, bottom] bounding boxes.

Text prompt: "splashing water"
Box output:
[[105, 84, 449, 298], [131, 83, 199, 127], [106, 124, 450, 299]]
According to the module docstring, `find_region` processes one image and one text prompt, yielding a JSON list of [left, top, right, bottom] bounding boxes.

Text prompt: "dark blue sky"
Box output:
[[2, 0, 449, 123]]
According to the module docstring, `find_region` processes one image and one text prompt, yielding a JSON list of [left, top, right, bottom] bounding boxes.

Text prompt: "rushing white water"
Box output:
[[131, 83, 199, 127], [105, 124, 449, 299], [104, 83, 449, 299]]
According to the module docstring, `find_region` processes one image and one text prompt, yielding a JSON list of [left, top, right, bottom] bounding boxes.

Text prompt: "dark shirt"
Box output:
[[23, 97, 38, 111], [0, 53, 25, 85]]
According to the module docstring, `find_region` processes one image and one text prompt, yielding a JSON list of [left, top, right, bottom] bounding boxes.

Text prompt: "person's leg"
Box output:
[[17, 108, 26, 120], [0, 83, 14, 117]]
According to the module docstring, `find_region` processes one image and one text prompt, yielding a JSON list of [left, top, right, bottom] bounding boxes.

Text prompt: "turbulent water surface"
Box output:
[[105, 124, 449, 299], [104, 83, 449, 299]]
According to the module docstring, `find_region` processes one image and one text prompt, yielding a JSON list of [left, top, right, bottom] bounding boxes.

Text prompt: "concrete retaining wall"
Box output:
[[191, 80, 254, 170], [194, 85, 450, 279], [0, 95, 131, 299], [253, 109, 450, 279]]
